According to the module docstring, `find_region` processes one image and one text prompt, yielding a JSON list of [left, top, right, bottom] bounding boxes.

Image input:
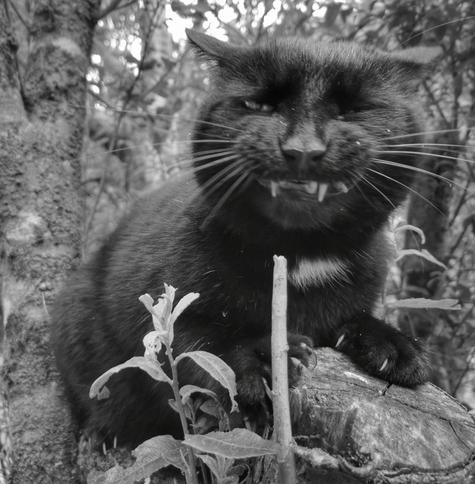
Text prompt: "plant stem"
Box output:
[[271, 255, 297, 484], [165, 343, 199, 484]]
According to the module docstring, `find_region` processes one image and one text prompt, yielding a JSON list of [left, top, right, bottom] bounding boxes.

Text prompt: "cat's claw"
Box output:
[[290, 356, 305, 375], [334, 317, 430, 387], [335, 334, 345, 348]]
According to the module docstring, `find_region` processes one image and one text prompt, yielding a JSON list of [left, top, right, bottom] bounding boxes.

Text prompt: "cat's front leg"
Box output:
[[333, 314, 430, 387], [222, 333, 314, 423]]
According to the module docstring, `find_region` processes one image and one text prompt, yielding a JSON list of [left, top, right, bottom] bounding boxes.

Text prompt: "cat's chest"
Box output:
[[288, 256, 351, 289]]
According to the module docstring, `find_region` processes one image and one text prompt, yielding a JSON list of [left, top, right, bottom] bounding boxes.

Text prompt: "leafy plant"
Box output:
[[89, 284, 277, 483], [385, 223, 462, 313]]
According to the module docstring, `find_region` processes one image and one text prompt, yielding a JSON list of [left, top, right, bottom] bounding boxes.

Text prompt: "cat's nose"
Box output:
[[281, 139, 327, 165]]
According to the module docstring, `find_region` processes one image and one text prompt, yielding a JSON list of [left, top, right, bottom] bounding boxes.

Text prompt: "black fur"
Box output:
[[51, 32, 433, 447]]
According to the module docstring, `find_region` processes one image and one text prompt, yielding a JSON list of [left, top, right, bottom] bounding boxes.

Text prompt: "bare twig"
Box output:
[[83, 2, 162, 250], [451, 346, 475, 395], [6, 0, 29, 30], [448, 163, 474, 227], [422, 79, 450, 128], [271, 255, 296, 484]]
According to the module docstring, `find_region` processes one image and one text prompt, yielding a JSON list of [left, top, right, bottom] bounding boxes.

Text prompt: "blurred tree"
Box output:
[[0, 0, 100, 481]]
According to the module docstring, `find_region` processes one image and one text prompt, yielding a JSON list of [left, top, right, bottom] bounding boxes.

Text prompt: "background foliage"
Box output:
[[9, 0, 475, 405]]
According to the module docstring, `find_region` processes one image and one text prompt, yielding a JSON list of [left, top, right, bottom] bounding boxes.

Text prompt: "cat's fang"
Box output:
[[335, 182, 349, 193], [305, 181, 318, 194], [317, 183, 328, 202], [270, 181, 278, 197]]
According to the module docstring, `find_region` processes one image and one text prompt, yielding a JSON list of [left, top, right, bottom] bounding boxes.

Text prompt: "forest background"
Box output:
[[0, 0, 474, 482]]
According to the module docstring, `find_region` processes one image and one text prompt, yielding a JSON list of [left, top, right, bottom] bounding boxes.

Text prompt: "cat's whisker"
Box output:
[[134, 151, 237, 179], [174, 155, 242, 181], [380, 126, 474, 141], [80, 138, 235, 168], [366, 168, 444, 215], [359, 175, 397, 210], [372, 158, 467, 191], [171, 150, 236, 168], [200, 160, 252, 199], [380, 145, 472, 157], [353, 182, 376, 210], [85, 101, 245, 134], [375, 150, 475, 165], [402, 15, 475, 46], [166, 158, 238, 179], [188, 157, 245, 195], [379, 145, 474, 156], [154, 123, 234, 140], [201, 171, 251, 229], [183, 159, 251, 210], [380, 143, 475, 150]]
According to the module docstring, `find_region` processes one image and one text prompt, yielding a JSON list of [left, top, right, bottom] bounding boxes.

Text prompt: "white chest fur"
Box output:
[[288, 257, 351, 289]]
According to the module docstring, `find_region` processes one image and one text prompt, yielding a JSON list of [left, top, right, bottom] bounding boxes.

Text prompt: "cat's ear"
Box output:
[[389, 46, 442, 75], [387, 46, 441, 91], [186, 29, 236, 61]]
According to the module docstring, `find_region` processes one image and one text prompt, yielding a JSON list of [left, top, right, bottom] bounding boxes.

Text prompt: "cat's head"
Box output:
[[187, 30, 438, 232]]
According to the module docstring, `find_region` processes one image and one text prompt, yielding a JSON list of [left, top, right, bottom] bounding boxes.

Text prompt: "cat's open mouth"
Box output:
[[257, 179, 349, 202]]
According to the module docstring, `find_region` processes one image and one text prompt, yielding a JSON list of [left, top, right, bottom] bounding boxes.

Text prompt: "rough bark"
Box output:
[[0, 1, 99, 482], [292, 348, 475, 483], [81, 348, 475, 483]]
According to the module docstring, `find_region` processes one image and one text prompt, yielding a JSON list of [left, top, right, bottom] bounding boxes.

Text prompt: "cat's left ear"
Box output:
[[186, 29, 237, 62]]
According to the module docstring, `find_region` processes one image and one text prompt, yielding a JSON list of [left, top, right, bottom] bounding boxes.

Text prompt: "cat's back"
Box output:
[[50, 177, 204, 383]]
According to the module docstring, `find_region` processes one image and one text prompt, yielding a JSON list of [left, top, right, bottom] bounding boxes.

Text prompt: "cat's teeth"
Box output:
[[305, 181, 318, 194], [335, 182, 349, 193], [317, 183, 328, 202], [270, 181, 278, 197]]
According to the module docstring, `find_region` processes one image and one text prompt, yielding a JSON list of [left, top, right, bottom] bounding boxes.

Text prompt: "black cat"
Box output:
[[51, 30, 436, 447]]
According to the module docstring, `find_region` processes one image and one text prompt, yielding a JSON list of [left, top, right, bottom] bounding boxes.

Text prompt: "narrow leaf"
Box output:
[[394, 224, 426, 244], [138, 293, 154, 313], [90, 356, 171, 399], [200, 400, 220, 418], [170, 292, 200, 326], [180, 384, 217, 406], [184, 428, 279, 458], [87, 435, 186, 484], [386, 298, 461, 310], [196, 454, 221, 479], [175, 350, 238, 411], [133, 434, 187, 471], [396, 249, 447, 269]]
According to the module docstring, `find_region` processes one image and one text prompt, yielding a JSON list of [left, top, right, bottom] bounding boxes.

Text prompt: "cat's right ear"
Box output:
[[389, 46, 442, 75], [186, 29, 237, 62]]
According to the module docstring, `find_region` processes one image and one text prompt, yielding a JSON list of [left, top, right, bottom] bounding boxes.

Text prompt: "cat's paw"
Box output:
[[230, 333, 314, 424], [334, 318, 429, 387]]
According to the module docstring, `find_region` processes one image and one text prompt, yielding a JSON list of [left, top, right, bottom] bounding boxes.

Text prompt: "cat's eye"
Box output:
[[243, 100, 273, 113]]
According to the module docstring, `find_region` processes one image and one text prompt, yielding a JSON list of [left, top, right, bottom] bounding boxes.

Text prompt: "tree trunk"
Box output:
[[82, 348, 475, 483], [292, 348, 475, 483], [0, 1, 99, 482]]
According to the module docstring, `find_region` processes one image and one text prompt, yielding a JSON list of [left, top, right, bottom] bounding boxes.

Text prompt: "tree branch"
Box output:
[[96, 0, 138, 21], [422, 79, 450, 128]]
